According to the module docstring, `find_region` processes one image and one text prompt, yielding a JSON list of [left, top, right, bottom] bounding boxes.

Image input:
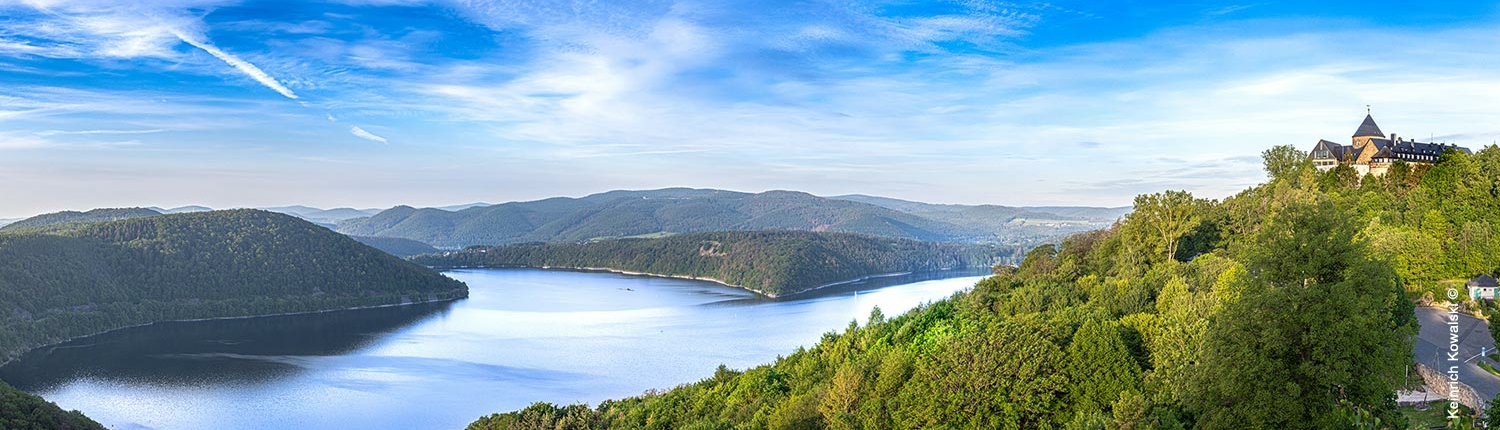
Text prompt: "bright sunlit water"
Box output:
[[0, 268, 986, 430]]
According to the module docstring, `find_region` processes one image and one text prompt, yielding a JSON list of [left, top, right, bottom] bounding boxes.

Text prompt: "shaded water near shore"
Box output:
[[1, 268, 987, 430]]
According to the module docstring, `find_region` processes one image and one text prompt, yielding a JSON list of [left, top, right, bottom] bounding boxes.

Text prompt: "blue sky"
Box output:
[[2, 0, 1499, 217]]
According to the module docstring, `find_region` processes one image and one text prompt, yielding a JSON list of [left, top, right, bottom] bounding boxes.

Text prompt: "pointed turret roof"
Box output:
[[1352, 114, 1384, 138]]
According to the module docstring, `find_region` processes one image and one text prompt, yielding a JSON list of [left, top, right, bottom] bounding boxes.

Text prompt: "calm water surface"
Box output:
[[1, 268, 986, 430]]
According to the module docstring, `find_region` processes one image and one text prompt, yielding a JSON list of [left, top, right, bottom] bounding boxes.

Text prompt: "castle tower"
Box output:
[[1351, 113, 1384, 149]]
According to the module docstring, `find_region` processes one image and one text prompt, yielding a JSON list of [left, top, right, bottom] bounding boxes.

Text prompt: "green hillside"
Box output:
[[340, 189, 1000, 248], [0, 209, 468, 362], [830, 194, 1131, 240], [0, 381, 103, 430], [0, 207, 162, 233], [411, 230, 1010, 297], [470, 145, 1500, 429], [352, 235, 442, 257]]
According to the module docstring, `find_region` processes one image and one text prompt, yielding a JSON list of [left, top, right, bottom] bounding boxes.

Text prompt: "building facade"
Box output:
[[1469, 275, 1498, 301], [1309, 114, 1471, 176]]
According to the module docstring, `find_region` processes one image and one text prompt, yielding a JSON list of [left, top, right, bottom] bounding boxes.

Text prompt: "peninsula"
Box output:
[[410, 230, 1006, 297]]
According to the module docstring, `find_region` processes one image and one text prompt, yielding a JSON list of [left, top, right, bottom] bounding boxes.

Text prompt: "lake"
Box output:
[[0, 268, 987, 430]]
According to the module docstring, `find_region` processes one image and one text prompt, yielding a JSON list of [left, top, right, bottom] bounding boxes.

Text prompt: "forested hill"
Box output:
[[0, 207, 162, 233], [352, 235, 441, 257], [0, 381, 103, 430], [411, 230, 1008, 297], [470, 145, 1500, 429], [338, 188, 1113, 248], [0, 209, 468, 362]]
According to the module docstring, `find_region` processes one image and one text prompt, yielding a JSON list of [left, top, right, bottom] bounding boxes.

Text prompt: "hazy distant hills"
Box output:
[[339, 188, 1129, 249], [260, 206, 381, 225], [338, 189, 971, 248], [150, 205, 213, 214], [830, 194, 1131, 222], [1, 189, 1130, 251], [4, 205, 380, 233], [0, 208, 164, 233], [829, 194, 1130, 234]]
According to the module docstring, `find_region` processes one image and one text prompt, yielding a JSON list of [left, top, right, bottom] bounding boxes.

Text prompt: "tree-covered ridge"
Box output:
[[0, 207, 162, 233], [339, 188, 1114, 249], [470, 144, 1500, 429], [0, 209, 468, 362], [0, 381, 103, 430], [351, 235, 441, 257], [411, 230, 1010, 297]]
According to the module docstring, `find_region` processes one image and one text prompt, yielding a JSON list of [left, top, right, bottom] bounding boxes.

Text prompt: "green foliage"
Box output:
[[0, 209, 467, 362], [1263, 144, 1311, 182], [413, 230, 1007, 296], [1485, 394, 1500, 428], [1189, 199, 1413, 429], [894, 318, 1066, 429], [1490, 314, 1500, 359], [1062, 319, 1141, 413], [0, 381, 103, 430], [469, 144, 1500, 430]]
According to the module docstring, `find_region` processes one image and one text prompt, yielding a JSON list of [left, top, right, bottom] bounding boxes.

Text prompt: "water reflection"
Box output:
[[2, 301, 454, 390], [0, 268, 986, 430]]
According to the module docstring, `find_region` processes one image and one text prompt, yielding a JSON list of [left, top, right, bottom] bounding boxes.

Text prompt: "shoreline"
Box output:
[[1, 296, 464, 367], [447, 265, 933, 299], [547, 266, 773, 296]]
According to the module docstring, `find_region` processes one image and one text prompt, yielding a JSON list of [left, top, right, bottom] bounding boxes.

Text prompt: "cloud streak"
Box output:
[[349, 125, 388, 143], [170, 29, 300, 100], [2, 1, 1500, 215], [35, 129, 166, 136]]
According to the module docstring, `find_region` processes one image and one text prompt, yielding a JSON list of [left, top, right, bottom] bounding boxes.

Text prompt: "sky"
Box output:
[[2, 0, 1499, 218]]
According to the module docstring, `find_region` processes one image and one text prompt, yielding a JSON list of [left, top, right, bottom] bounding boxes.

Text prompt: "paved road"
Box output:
[[1415, 307, 1500, 403]]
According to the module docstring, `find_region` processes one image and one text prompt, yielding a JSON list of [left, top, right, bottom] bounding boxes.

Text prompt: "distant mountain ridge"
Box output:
[[338, 189, 978, 248], [4, 190, 1127, 251], [828, 194, 1130, 235], [260, 206, 382, 224], [0, 208, 164, 233], [828, 194, 1131, 222], [339, 188, 1128, 249]]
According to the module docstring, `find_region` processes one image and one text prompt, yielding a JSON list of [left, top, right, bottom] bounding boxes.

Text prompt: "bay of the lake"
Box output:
[[0, 268, 986, 430]]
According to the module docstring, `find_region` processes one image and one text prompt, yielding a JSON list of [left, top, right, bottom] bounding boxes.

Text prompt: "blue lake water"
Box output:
[[0, 268, 986, 430]]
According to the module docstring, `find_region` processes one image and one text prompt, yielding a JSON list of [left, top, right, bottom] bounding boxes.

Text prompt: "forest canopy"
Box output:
[[469, 144, 1500, 429]]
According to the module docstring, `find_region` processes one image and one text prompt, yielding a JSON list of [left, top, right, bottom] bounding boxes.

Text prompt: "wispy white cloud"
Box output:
[[3, 1, 1500, 214], [1, 2, 300, 100], [35, 128, 166, 136], [0, 131, 52, 150], [170, 29, 300, 100], [349, 125, 387, 143]]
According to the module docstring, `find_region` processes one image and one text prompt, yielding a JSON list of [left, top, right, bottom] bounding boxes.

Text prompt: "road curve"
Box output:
[[1414, 306, 1500, 404]]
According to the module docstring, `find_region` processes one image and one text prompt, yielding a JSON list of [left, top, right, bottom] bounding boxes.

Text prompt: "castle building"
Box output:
[[1309, 114, 1471, 176]]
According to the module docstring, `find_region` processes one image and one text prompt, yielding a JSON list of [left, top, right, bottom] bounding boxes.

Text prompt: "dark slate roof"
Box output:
[[1387, 140, 1472, 161], [1311, 139, 1346, 160], [1471, 274, 1499, 288], [1352, 114, 1385, 138]]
